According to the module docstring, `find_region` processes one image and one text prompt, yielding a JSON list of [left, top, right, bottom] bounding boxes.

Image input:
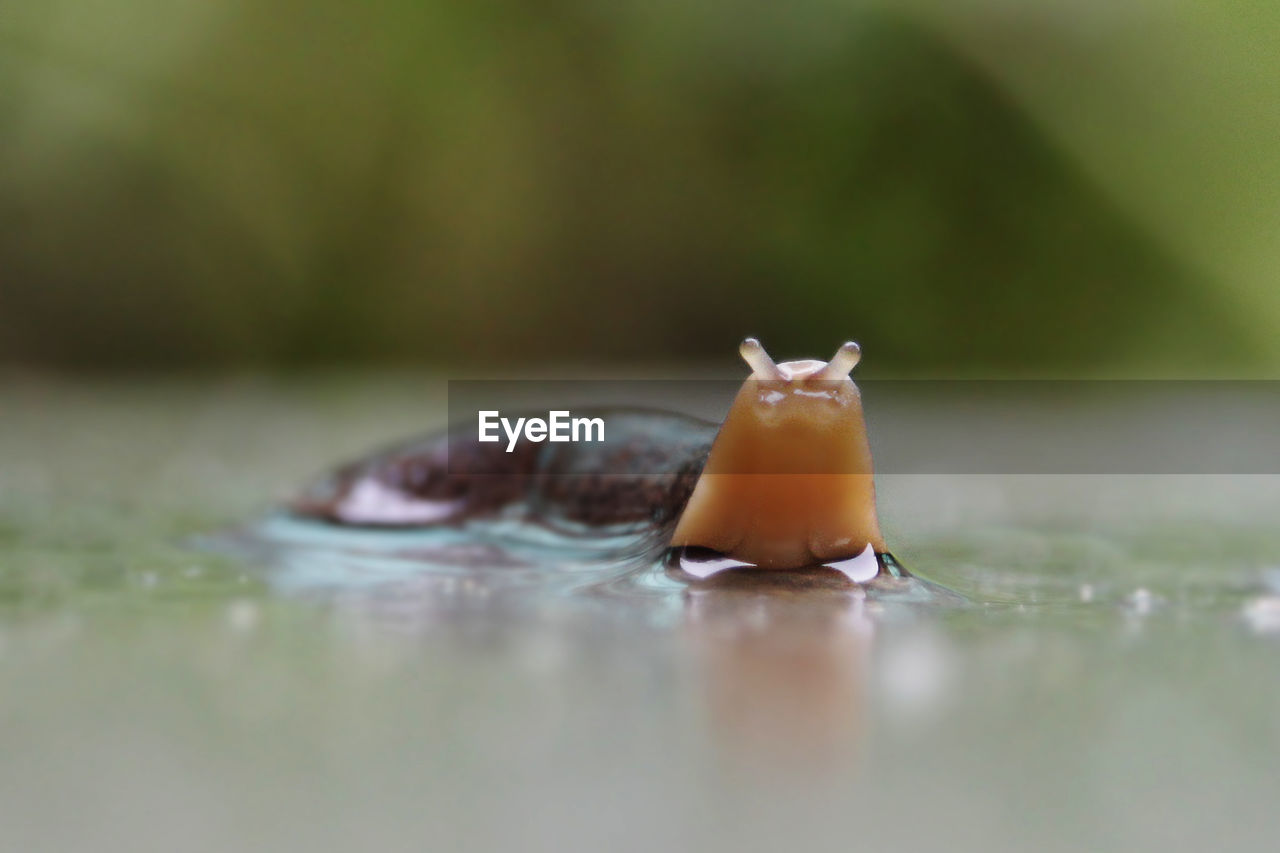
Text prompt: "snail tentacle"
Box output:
[[739, 337, 783, 379], [816, 341, 861, 381]]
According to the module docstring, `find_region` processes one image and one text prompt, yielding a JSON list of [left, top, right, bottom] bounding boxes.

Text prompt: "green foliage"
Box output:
[[0, 2, 1272, 372]]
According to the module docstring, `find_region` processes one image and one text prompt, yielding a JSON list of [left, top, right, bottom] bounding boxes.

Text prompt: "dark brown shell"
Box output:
[[290, 408, 716, 532]]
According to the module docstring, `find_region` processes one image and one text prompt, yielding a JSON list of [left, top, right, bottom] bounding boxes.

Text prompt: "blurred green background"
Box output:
[[3, 0, 1278, 373]]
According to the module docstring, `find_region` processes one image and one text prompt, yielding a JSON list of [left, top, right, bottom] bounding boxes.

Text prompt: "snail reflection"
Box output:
[[681, 569, 880, 770]]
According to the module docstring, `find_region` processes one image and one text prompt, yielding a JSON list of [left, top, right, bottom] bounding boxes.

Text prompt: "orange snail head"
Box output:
[[671, 338, 886, 574]]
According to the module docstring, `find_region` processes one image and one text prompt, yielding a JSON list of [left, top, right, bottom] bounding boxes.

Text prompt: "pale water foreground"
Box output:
[[2, 374, 1280, 852]]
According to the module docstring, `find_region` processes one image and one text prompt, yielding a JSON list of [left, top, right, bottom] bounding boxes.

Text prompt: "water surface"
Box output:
[[3, 374, 1279, 851]]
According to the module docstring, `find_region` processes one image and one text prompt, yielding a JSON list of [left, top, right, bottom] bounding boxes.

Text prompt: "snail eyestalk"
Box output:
[[816, 341, 862, 381], [739, 337, 783, 380]]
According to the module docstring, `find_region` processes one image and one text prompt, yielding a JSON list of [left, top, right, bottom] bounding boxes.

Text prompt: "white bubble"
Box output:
[[1122, 587, 1161, 615], [1242, 596, 1280, 634]]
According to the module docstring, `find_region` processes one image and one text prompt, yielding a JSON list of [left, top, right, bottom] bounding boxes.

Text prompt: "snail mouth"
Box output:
[[668, 542, 883, 585]]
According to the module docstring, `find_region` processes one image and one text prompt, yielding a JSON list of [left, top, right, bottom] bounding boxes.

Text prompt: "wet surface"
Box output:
[[3, 374, 1280, 852]]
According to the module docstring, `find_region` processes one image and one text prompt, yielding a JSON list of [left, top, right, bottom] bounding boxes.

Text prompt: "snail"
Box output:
[[290, 339, 905, 581]]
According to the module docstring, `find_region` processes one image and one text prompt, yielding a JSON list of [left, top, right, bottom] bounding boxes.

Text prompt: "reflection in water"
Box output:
[[215, 514, 962, 773], [682, 570, 876, 770]]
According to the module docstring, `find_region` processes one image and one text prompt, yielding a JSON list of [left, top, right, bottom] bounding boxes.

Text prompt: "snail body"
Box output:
[[291, 340, 901, 578]]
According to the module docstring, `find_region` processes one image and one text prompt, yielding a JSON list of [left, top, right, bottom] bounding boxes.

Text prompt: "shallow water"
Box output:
[[3, 374, 1280, 852]]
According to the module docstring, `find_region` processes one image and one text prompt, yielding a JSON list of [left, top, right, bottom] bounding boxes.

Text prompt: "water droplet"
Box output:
[[1122, 587, 1161, 615], [1242, 596, 1280, 634]]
